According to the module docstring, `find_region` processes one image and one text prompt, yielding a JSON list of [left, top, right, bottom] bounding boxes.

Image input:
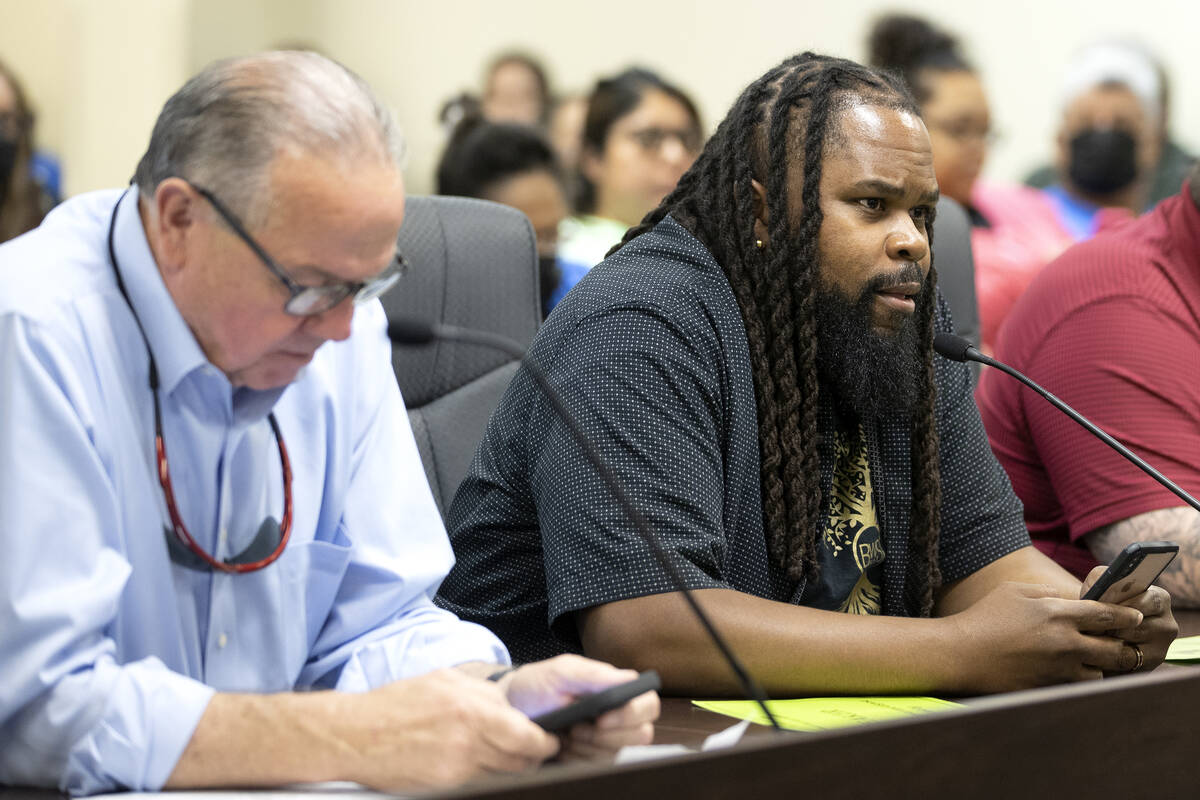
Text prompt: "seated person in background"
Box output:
[[436, 115, 569, 316], [549, 93, 588, 177], [481, 51, 552, 127], [978, 163, 1200, 606], [555, 67, 701, 306], [0, 58, 56, 243], [547, 93, 589, 214], [436, 52, 1175, 695], [0, 51, 656, 795], [867, 14, 1074, 354], [1025, 41, 1194, 210], [1038, 40, 1163, 239]]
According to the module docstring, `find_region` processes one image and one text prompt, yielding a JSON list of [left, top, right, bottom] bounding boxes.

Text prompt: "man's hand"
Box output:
[[499, 654, 659, 759], [339, 668, 560, 790], [943, 581, 1147, 693], [1079, 566, 1178, 673]]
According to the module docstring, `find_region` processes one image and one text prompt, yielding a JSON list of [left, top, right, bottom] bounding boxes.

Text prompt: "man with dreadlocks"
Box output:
[[437, 53, 1176, 694]]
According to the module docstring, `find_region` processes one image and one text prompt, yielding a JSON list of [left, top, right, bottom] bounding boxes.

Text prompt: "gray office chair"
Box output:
[[931, 196, 981, 382], [381, 196, 540, 517]]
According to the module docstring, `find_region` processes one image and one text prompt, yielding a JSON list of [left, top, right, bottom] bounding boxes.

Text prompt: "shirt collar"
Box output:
[[112, 185, 210, 396], [113, 186, 288, 423]]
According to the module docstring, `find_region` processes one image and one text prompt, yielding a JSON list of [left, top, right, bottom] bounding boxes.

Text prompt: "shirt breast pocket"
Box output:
[[279, 536, 353, 655], [228, 536, 353, 691]]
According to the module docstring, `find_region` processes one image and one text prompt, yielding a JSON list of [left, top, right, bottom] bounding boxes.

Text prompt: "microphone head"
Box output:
[[933, 332, 975, 363], [386, 317, 439, 345]]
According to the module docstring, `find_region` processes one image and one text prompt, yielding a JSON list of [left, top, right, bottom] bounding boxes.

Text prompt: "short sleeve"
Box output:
[[1021, 296, 1200, 540], [529, 306, 731, 634]]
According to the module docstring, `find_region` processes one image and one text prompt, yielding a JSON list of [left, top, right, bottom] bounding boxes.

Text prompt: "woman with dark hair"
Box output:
[[868, 15, 1073, 353], [481, 52, 551, 127], [0, 59, 54, 243], [436, 116, 569, 316], [556, 67, 701, 299]]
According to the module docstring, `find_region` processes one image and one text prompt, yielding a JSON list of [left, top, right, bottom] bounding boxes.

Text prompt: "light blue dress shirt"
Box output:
[[0, 188, 509, 794]]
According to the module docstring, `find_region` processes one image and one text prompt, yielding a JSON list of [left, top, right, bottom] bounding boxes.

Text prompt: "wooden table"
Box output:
[[436, 609, 1200, 797], [6, 611, 1199, 799]]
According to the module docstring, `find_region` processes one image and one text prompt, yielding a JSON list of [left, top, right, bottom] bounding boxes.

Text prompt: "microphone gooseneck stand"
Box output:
[[933, 332, 1200, 514], [389, 318, 784, 732]]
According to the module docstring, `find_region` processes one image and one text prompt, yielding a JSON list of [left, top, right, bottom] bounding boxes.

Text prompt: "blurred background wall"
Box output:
[[1, 0, 1196, 197]]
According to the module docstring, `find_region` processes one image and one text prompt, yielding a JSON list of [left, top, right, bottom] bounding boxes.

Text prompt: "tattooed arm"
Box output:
[[1086, 507, 1200, 607]]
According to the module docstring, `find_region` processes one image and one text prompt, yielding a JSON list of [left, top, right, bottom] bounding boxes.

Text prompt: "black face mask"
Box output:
[[1067, 128, 1138, 196], [0, 136, 17, 198]]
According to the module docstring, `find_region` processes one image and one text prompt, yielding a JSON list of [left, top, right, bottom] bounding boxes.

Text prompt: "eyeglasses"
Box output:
[[190, 183, 407, 315], [625, 126, 702, 155]]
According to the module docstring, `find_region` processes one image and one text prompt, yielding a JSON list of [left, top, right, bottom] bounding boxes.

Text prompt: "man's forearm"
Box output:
[[1087, 507, 1200, 606], [575, 548, 1131, 697], [166, 691, 355, 788], [166, 669, 562, 792], [577, 588, 970, 697]]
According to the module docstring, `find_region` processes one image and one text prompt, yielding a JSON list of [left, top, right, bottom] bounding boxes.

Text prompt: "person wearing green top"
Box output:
[[551, 68, 702, 309]]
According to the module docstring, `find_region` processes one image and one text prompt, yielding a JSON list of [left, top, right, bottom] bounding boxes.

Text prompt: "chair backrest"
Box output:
[[931, 195, 981, 381], [931, 195, 979, 345], [381, 195, 540, 517]]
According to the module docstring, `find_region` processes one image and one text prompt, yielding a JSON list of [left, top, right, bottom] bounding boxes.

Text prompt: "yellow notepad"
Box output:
[[693, 696, 963, 732], [1166, 635, 1200, 662]]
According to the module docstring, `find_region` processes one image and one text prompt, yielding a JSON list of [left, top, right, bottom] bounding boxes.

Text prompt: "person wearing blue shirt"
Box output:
[[1039, 40, 1168, 238], [0, 51, 656, 795]]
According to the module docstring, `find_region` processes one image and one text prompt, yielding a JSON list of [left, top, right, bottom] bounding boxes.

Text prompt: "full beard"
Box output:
[[812, 264, 926, 422]]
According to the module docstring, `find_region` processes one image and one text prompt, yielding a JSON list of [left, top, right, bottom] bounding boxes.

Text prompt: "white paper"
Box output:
[[613, 719, 749, 765], [701, 718, 750, 750]]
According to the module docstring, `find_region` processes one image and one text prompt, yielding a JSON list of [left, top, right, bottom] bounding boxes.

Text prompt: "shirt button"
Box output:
[[218, 528, 228, 548], [218, 633, 228, 648]]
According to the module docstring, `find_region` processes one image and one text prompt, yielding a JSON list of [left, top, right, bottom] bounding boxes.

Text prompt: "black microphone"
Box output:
[[934, 332, 1200, 515], [389, 318, 784, 731]]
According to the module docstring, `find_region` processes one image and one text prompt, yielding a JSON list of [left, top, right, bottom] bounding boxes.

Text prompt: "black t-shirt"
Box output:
[[436, 216, 1029, 664], [802, 425, 886, 614]]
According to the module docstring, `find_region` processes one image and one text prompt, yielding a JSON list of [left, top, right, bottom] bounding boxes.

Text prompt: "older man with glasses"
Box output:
[[0, 51, 656, 795]]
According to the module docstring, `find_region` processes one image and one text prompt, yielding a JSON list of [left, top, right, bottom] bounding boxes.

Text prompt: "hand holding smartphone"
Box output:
[[1082, 541, 1178, 604], [531, 670, 661, 733]]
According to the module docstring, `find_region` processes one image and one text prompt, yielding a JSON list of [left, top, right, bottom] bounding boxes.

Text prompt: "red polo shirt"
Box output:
[[977, 184, 1200, 578]]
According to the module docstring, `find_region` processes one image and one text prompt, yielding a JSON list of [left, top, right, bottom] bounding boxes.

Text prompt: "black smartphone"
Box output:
[[1081, 541, 1178, 603], [530, 670, 661, 733]]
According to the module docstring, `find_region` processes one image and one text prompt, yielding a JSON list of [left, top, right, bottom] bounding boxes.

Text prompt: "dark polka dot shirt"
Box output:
[[436, 216, 1030, 664]]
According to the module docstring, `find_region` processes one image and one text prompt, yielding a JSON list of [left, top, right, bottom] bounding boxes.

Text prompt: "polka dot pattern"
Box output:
[[436, 216, 1030, 664]]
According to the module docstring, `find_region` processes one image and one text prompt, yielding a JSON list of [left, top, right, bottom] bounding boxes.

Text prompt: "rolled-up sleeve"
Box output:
[[0, 315, 214, 794]]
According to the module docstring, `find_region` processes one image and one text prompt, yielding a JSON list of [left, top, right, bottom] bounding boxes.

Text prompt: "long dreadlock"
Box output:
[[611, 53, 943, 615]]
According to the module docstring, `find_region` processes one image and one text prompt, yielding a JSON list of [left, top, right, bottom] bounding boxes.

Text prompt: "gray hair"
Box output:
[[133, 50, 404, 227]]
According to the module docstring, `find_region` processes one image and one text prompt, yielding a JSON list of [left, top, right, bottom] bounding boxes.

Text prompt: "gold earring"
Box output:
[[755, 239, 764, 249]]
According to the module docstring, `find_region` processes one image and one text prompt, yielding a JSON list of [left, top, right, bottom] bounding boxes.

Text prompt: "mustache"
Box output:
[[866, 261, 926, 294]]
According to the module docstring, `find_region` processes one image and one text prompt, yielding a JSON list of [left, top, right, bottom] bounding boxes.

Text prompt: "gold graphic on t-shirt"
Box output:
[[822, 427, 884, 615]]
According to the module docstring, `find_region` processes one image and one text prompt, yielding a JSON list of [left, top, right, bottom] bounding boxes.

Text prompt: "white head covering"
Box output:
[[1060, 39, 1162, 121]]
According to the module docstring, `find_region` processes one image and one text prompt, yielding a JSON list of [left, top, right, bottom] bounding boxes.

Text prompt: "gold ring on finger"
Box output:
[[1130, 643, 1144, 672]]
